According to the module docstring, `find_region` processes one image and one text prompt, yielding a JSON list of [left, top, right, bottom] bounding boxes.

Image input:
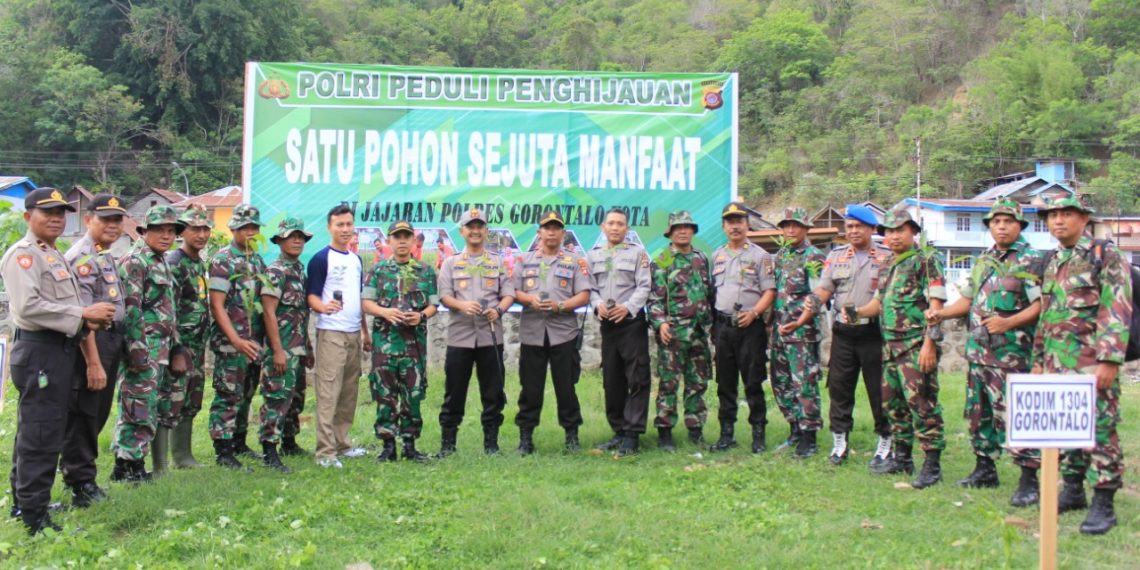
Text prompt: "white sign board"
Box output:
[[1007, 373, 1096, 449]]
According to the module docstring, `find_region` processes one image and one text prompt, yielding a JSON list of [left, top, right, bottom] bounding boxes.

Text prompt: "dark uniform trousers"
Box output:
[[439, 345, 507, 430], [714, 313, 768, 427], [600, 312, 651, 435], [8, 330, 81, 515], [61, 328, 125, 487], [516, 335, 583, 430], [827, 321, 889, 436]]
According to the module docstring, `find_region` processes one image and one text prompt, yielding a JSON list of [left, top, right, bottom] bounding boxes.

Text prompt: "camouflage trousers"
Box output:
[[259, 351, 300, 445], [157, 347, 194, 429], [965, 363, 1040, 468], [112, 359, 160, 461], [882, 343, 945, 452], [178, 336, 207, 421], [1061, 376, 1124, 490], [369, 353, 427, 441], [653, 329, 710, 430], [208, 350, 260, 441], [770, 335, 823, 431], [283, 367, 307, 439]]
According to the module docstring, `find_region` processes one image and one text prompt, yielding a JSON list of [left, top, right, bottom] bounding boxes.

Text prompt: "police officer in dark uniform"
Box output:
[[1, 188, 116, 535], [61, 193, 128, 507]]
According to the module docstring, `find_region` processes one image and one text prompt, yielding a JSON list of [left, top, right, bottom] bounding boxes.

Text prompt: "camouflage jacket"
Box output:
[[875, 247, 947, 351], [363, 257, 439, 357], [119, 244, 178, 367], [263, 257, 311, 357], [773, 240, 825, 343], [208, 243, 267, 352], [167, 247, 210, 345], [1032, 236, 1133, 372], [961, 236, 1046, 370], [648, 246, 713, 332]]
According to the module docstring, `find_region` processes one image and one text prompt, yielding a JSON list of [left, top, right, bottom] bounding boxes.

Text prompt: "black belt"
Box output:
[[715, 311, 740, 327], [102, 321, 125, 334], [834, 319, 879, 329], [14, 328, 81, 346]]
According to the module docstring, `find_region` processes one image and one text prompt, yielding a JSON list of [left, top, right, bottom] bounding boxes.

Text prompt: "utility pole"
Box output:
[[914, 137, 922, 226]]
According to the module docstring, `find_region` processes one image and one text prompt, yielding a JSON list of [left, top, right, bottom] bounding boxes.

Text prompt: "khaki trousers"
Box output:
[[314, 329, 363, 460]]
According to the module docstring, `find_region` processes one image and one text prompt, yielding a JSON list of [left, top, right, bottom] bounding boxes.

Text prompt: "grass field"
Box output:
[[0, 369, 1136, 569]]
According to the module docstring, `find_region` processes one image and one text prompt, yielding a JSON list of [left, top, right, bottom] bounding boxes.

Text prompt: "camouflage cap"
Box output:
[[777, 207, 814, 228], [876, 207, 921, 236], [538, 210, 565, 228], [270, 216, 313, 243], [139, 205, 186, 234], [721, 201, 749, 219], [458, 207, 488, 227], [178, 204, 213, 229], [982, 198, 1028, 229], [387, 220, 415, 237], [1035, 195, 1095, 218], [664, 210, 698, 237], [228, 204, 263, 230]]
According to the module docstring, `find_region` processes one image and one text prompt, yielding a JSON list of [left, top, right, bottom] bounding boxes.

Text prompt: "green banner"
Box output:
[[243, 62, 737, 266]]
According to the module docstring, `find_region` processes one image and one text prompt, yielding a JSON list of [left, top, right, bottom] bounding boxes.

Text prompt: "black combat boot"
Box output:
[[1010, 466, 1040, 508], [688, 427, 704, 447], [1079, 489, 1117, 535], [710, 423, 737, 452], [658, 428, 676, 452], [376, 439, 398, 462], [402, 438, 429, 462], [262, 443, 292, 473], [751, 424, 767, 454], [518, 428, 536, 456], [70, 482, 107, 509], [22, 510, 62, 536], [564, 428, 580, 451], [110, 457, 133, 483], [880, 442, 914, 475], [438, 427, 458, 458], [483, 425, 500, 455], [616, 432, 640, 457], [1058, 473, 1088, 513], [214, 439, 248, 471], [911, 450, 942, 489], [280, 436, 309, 457], [594, 432, 623, 450], [232, 432, 262, 460], [776, 424, 801, 451], [794, 430, 818, 459], [956, 455, 999, 488]]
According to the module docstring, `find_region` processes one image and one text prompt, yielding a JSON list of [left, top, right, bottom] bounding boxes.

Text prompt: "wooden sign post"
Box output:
[[1007, 373, 1097, 570]]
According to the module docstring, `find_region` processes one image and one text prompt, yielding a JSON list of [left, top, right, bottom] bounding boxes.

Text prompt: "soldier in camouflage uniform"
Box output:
[[362, 220, 439, 462], [926, 199, 1045, 506], [770, 208, 826, 459], [62, 194, 127, 506], [207, 204, 267, 470], [111, 206, 188, 483], [166, 205, 212, 469], [854, 207, 947, 489], [1031, 196, 1132, 535], [257, 217, 314, 473], [647, 211, 713, 451]]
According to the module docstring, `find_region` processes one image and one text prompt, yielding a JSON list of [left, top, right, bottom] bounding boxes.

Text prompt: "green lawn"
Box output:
[[0, 369, 1136, 569]]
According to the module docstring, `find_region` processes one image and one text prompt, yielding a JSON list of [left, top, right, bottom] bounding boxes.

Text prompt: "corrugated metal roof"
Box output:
[[174, 186, 242, 208]]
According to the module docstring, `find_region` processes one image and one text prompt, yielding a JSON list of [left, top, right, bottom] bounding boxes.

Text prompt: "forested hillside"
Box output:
[[0, 0, 1136, 212]]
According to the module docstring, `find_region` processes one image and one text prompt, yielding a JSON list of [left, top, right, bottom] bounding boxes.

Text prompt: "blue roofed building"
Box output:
[[0, 176, 37, 210]]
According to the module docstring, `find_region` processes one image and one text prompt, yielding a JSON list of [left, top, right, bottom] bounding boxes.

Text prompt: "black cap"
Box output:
[[88, 193, 127, 217], [387, 220, 415, 237], [538, 210, 565, 227], [25, 187, 75, 212]]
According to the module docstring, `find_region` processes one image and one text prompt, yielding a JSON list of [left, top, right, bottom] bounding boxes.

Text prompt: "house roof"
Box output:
[[974, 177, 1074, 201], [149, 187, 189, 203], [902, 197, 1044, 214], [174, 186, 243, 208], [0, 176, 36, 198]]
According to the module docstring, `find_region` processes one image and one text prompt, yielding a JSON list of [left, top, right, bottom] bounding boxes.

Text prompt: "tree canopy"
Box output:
[[0, 0, 1135, 212]]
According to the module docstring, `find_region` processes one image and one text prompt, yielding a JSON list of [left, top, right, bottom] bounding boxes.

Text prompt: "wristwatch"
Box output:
[[557, 301, 566, 313], [420, 311, 429, 322], [495, 306, 505, 316]]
